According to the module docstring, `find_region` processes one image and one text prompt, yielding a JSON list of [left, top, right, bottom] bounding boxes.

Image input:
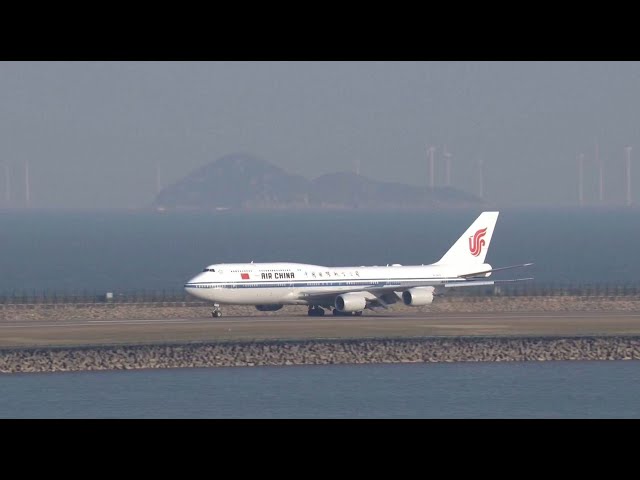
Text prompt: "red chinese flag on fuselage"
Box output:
[[241, 273, 250, 280]]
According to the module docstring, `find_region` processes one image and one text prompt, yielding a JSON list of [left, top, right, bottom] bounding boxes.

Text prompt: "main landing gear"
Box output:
[[307, 306, 325, 316], [211, 304, 222, 318], [332, 309, 363, 316], [308, 307, 363, 317]]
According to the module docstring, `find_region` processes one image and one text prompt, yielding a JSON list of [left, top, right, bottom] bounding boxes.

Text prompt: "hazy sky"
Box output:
[[1, 61, 639, 209]]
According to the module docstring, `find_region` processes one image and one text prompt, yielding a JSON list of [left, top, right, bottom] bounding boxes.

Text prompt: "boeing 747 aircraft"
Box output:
[[184, 211, 532, 317]]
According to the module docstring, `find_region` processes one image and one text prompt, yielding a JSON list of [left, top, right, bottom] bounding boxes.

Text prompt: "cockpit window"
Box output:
[[202, 268, 216, 272]]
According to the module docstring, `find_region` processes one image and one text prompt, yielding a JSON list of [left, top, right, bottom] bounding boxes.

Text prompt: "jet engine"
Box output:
[[255, 304, 284, 312], [402, 287, 435, 306], [334, 293, 367, 312]]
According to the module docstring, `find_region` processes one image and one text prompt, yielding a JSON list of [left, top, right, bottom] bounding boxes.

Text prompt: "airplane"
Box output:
[[184, 211, 533, 317]]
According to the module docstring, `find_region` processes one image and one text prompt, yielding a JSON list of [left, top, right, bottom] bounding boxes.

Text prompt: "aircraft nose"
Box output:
[[184, 273, 204, 296]]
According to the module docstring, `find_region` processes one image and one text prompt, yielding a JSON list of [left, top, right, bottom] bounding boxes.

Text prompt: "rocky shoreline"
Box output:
[[3, 296, 640, 374], [2, 336, 639, 374]]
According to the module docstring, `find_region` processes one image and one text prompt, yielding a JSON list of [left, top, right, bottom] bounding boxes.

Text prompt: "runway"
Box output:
[[2, 311, 640, 347]]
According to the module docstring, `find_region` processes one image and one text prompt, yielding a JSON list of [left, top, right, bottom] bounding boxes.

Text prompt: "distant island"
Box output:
[[153, 153, 484, 211]]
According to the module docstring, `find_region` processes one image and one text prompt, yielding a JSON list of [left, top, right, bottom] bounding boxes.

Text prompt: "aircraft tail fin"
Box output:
[[435, 211, 499, 265]]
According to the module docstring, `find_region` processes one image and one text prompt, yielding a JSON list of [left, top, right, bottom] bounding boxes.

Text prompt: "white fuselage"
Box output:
[[184, 261, 490, 305]]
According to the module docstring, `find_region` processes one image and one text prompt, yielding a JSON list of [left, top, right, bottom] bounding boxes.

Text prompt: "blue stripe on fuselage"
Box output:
[[184, 277, 453, 289]]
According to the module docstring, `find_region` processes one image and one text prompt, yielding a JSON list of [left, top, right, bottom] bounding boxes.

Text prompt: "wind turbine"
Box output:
[[578, 153, 584, 207], [25, 160, 30, 208], [443, 145, 452, 187], [478, 158, 484, 199], [427, 145, 436, 188], [625, 146, 633, 206]]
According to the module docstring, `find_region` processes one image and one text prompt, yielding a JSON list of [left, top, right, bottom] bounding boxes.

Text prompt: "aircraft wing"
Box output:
[[297, 279, 441, 303], [297, 276, 534, 308], [362, 277, 535, 293], [298, 289, 399, 309]]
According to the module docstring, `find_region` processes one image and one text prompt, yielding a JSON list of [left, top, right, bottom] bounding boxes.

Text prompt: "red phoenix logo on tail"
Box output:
[[469, 228, 487, 257]]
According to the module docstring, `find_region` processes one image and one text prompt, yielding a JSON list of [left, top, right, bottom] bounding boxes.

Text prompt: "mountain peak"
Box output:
[[155, 154, 483, 210]]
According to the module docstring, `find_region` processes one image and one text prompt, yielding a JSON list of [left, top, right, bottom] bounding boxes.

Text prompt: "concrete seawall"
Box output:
[[2, 336, 640, 373]]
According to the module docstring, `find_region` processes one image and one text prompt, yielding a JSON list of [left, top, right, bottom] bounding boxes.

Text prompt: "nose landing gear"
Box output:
[[211, 304, 222, 318]]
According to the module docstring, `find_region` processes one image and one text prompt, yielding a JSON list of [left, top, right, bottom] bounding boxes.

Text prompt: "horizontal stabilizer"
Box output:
[[493, 277, 534, 283], [444, 281, 495, 288], [460, 263, 534, 279], [443, 277, 533, 288]]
